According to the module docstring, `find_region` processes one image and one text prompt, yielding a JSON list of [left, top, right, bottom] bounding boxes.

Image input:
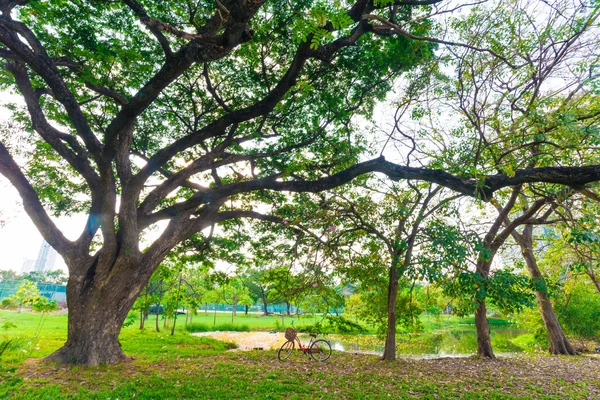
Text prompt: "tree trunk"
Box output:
[[382, 263, 399, 361], [155, 303, 161, 332], [245, 304, 249, 315], [171, 274, 183, 336], [588, 270, 600, 295], [45, 265, 149, 365], [262, 296, 269, 315], [232, 300, 237, 324], [475, 299, 495, 359], [139, 311, 145, 330], [517, 225, 576, 355], [286, 302, 291, 315], [213, 303, 217, 325], [474, 252, 496, 359]]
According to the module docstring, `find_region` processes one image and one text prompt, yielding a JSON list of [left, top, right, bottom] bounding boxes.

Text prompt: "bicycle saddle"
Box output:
[[309, 333, 317, 338]]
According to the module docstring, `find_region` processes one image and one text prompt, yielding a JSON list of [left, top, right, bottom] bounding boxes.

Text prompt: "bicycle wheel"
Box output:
[[278, 340, 295, 361], [309, 339, 332, 362]]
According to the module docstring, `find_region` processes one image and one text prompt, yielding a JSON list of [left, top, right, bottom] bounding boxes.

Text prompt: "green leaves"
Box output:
[[291, 2, 354, 49]]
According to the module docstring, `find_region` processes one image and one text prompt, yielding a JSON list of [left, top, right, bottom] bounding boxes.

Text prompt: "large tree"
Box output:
[[1, 0, 600, 365]]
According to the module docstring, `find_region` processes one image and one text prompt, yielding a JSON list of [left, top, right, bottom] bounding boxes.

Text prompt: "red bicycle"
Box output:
[[277, 326, 332, 362]]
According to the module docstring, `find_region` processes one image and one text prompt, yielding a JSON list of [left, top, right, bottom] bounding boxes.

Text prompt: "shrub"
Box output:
[[0, 298, 15, 310], [297, 315, 367, 334], [122, 311, 138, 328]]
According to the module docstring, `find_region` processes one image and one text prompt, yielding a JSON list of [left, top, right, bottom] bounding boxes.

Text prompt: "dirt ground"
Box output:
[[191, 331, 288, 350]]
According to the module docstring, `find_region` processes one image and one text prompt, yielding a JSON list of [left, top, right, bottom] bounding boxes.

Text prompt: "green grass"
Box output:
[[178, 311, 317, 331], [185, 322, 251, 333], [1, 311, 599, 399], [419, 314, 512, 332]]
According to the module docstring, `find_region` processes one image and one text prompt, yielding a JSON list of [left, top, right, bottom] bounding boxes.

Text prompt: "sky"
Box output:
[[0, 178, 87, 272], [0, 92, 85, 273]]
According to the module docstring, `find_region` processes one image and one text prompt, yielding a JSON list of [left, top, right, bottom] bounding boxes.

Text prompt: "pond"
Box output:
[[193, 324, 529, 358], [325, 325, 528, 358]]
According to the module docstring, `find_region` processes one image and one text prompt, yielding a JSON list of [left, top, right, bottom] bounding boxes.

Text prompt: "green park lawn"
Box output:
[[1, 310, 599, 399]]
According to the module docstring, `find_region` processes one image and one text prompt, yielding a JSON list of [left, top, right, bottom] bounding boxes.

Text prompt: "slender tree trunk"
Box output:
[[516, 225, 576, 355], [205, 303, 208, 314], [245, 304, 249, 315], [140, 285, 149, 330], [475, 299, 495, 359], [474, 255, 496, 359], [213, 303, 217, 325], [382, 263, 399, 361], [155, 303, 161, 332], [232, 299, 237, 324], [171, 274, 183, 336], [286, 302, 291, 316], [262, 295, 269, 315], [587, 269, 600, 295]]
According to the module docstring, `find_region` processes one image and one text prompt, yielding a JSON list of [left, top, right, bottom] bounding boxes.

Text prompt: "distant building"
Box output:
[[19, 240, 58, 274], [34, 240, 57, 272], [20, 259, 36, 274]]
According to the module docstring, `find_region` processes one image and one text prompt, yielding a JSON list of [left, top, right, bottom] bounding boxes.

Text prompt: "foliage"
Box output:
[[21, 270, 67, 285], [7, 281, 44, 312], [297, 315, 367, 334], [31, 296, 58, 314], [555, 281, 600, 340]]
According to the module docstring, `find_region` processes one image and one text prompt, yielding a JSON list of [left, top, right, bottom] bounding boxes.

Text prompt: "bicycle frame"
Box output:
[[293, 334, 317, 354]]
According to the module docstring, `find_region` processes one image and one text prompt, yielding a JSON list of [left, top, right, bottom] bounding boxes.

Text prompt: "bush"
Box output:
[[0, 298, 15, 310], [297, 315, 367, 334], [122, 311, 138, 328], [185, 323, 250, 333], [31, 297, 58, 313], [556, 282, 600, 340]]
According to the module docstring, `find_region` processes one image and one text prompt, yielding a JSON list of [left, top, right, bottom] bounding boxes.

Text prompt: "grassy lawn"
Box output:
[[182, 311, 318, 331], [183, 311, 512, 335], [1, 311, 599, 399]]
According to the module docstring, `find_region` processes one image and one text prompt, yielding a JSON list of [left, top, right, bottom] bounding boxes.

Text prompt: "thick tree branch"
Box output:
[[103, 1, 262, 164], [138, 134, 318, 215], [121, 0, 173, 58], [0, 17, 103, 160], [0, 141, 73, 258], [6, 62, 101, 191], [141, 157, 600, 226]]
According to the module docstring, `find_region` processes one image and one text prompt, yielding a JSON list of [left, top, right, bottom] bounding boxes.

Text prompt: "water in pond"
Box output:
[[325, 326, 528, 358]]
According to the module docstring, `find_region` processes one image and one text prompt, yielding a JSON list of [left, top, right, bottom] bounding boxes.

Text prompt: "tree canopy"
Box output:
[[0, 0, 599, 365]]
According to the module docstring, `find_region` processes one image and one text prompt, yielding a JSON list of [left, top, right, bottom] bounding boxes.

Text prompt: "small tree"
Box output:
[[9, 281, 42, 312], [223, 280, 253, 324]]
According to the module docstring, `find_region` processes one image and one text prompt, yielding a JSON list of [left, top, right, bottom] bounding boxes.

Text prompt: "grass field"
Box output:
[[2, 310, 599, 399], [150, 310, 512, 333]]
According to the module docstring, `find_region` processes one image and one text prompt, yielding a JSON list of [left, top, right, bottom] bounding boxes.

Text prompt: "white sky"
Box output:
[[0, 180, 73, 272]]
